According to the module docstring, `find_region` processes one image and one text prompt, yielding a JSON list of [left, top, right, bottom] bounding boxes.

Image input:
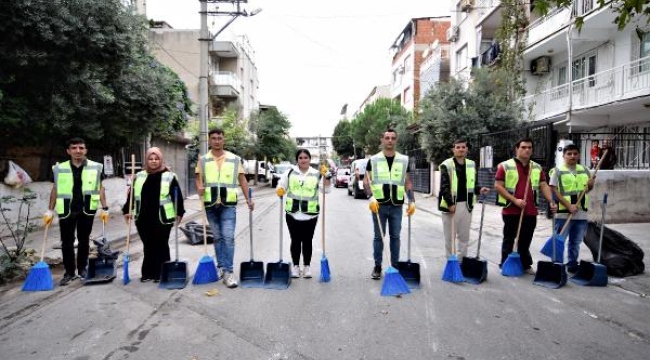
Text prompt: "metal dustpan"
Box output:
[[461, 200, 488, 284], [264, 197, 291, 290], [570, 193, 609, 287], [241, 189, 264, 288], [160, 191, 188, 289], [397, 217, 420, 288], [84, 223, 118, 284], [534, 217, 567, 289]]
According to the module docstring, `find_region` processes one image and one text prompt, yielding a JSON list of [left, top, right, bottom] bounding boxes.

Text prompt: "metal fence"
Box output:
[[406, 148, 430, 194], [566, 131, 650, 170]]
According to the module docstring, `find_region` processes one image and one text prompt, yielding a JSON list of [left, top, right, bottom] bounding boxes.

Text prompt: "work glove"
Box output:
[[99, 209, 110, 223], [43, 210, 54, 226], [368, 196, 379, 214], [276, 187, 286, 197], [319, 164, 329, 177], [406, 203, 416, 217]]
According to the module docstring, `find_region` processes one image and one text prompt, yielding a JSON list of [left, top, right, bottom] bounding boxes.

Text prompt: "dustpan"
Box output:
[[84, 221, 118, 284], [397, 216, 420, 288], [462, 199, 488, 284], [571, 193, 608, 287], [534, 215, 567, 289], [240, 189, 264, 288], [264, 197, 291, 290], [160, 189, 188, 289]]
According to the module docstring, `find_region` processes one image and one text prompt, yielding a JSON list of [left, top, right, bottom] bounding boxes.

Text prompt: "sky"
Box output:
[[146, 0, 451, 137]]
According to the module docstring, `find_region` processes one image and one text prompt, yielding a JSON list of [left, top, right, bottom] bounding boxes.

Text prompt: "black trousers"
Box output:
[[286, 215, 318, 266], [59, 212, 94, 276], [136, 220, 172, 280], [501, 214, 537, 269]]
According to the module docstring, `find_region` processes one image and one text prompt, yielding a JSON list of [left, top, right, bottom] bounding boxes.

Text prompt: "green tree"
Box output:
[[331, 119, 354, 157], [350, 98, 412, 155], [256, 107, 296, 162], [419, 68, 522, 164], [533, 0, 650, 31], [0, 0, 191, 150], [495, 0, 529, 101], [208, 109, 254, 157]]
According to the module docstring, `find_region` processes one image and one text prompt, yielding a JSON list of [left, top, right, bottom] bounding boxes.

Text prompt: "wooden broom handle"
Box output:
[[513, 165, 533, 249], [321, 176, 326, 254], [39, 224, 50, 261], [125, 154, 136, 252]]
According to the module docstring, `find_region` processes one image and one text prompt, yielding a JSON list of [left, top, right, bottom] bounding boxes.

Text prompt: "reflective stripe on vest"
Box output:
[[370, 153, 408, 205], [200, 152, 239, 207], [552, 164, 590, 213], [438, 158, 477, 212], [133, 171, 177, 224], [286, 171, 320, 215], [496, 159, 541, 207], [53, 160, 102, 218]]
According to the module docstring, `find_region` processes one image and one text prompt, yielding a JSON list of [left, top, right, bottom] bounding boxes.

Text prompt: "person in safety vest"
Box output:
[[438, 139, 490, 260], [549, 144, 595, 273], [195, 128, 254, 288], [275, 149, 331, 278], [44, 137, 109, 286], [363, 128, 415, 280], [494, 137, 557, 275], [122, 147, 185, 282]]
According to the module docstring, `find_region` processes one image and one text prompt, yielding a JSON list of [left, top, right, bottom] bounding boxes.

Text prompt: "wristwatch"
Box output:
[[102, 207, 109, 211]]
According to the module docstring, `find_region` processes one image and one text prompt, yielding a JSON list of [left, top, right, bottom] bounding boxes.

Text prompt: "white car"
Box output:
[[347, 159, 369, 199]]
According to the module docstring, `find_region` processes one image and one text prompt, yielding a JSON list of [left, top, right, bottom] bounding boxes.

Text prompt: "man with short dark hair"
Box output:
[[44, 138, 109, 285], [363, 128, 415, 280], [549, 143, 595, 272], [494, 137, 556, 275]]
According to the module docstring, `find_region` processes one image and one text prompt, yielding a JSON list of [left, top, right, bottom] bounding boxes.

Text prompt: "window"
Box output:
[[456, 45, 468, 71], [572, 52, 597, 88], [404, 55, 413, 73], [641, 32, 650, 72]]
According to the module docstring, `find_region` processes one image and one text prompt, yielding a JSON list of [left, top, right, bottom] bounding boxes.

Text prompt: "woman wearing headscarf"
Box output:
[[122, 147, 185, 282]]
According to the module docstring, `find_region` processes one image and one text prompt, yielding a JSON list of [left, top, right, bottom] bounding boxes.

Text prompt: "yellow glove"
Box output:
[[99, 209, 110, 223], [319, 164, 329, 177], [276, 187, 286, 197], [43, 210, 54, 226], [406, 203, 416, 216], [369, 197, 379, 214]]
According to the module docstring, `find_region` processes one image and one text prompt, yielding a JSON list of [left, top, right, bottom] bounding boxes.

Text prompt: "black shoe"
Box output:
[[371, 265, 381, 280], [567, 265, 579, 273], [78, 271, 87, 279], [60, 273, 76, 286], [140, 278, 153, 283]]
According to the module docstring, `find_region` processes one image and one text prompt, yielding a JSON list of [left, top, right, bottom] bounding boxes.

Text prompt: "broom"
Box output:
[[541, 150, 607, 259], [502, 165, 533, 277], [442, 165, 464, 283], [22, 223, 54, 291], [377, 212, 410, 296], [192, 185, 219, 284], [320, 172, 330, 283], [123, 154, 136, 285]]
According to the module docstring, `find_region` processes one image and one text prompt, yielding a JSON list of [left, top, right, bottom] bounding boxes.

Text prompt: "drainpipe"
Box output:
[[566, 23, 573, 133]]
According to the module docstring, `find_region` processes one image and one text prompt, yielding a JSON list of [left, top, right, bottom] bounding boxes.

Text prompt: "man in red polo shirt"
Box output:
[[494, 137, 557, 274]]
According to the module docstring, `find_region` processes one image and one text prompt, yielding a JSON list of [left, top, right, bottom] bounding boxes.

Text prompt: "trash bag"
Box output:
[[179, 221, 214, 245], [4, 160, 33, 188], [583, 221, 645, 277], [92, 238, 120, 260]]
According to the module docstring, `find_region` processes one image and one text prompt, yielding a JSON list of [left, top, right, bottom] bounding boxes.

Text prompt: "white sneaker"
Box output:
[[223, 272, 238, 288], [303, 265, 312, 278], [291, 265, 300, 278], [217, 267, 224, 279]]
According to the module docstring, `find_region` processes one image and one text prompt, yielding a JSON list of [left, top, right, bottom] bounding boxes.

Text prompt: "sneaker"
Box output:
[[223, 272, 238, 288], [291, 265, 300, 278], [217, 267, 224, 279], [60, 273, 76, 286], [140, 278, 153, 283], [371, 265, 382, 280], [303, 265, 312, 279], [524, 268, 536, 275]]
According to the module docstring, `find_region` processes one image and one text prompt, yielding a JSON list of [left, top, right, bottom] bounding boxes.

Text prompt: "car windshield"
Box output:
[[274, 164, 292, 174]]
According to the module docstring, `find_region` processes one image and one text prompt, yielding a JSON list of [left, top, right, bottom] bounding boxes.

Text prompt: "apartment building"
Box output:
[[355, 85, 391, 117], [419, 40, 451, 100], [294, 136, 333, 162], [389, 17, 451, 111]]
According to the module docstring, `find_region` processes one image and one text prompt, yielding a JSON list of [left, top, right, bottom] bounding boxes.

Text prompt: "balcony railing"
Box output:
[[527, 7, 571, 46], [209, 71, 241, 98], [524, 56, 650, 121], [471, 42, 501, 70], [476, 0, 501, 23]]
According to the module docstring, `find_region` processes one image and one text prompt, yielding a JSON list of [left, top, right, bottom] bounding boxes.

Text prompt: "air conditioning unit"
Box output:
[[446, 26, 459, 42], [461, 0, 474, 12], [531, 56, 551, 75]]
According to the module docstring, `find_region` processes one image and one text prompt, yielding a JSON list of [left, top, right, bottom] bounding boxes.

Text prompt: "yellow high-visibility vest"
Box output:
[[200, 151, 240, 207], [133, 171, 177, 224], [53, 160, 102, 218], [286, 170, 320, 215], [496, 159, 542, 207], [370, 152, 408, 205], [438, 158, 477, 212]]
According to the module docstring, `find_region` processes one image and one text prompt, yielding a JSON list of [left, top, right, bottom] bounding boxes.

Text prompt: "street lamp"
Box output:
[[198, 1, 262, 155]]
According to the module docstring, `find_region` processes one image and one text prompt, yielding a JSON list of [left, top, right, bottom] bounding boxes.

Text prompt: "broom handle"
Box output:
[[513, 165, 533, 250], [321, 176, 326, 255], [407, 213, 412, 261], [558, 150, 606, 236], [199, 164, 209, 255], [39, 224, 50, 261], [598, 193, 608, 263], [174, 187, 179, 262], [449, 164, 456, 255], [476, 197, 486, 258], [125, 154, 136, 253], [279, 196, 283, 262], [249, 188, 254, 260]]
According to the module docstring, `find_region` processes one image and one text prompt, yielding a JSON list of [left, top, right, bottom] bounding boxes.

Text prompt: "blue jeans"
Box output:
[[205, 205, 237, 272], [372, 204, 403, 268], [554, 218, 588, 268]]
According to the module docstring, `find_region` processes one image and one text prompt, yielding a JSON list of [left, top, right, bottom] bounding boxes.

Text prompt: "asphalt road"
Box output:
[[1, 187, 649, 359]]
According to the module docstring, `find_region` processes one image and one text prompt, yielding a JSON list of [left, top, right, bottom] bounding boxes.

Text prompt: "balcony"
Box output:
[[476, 0, 502, 28], [527, 7, 572, 47], [471, 42, 501, 70], [210, 40, 239, 58], [209, 71, 241, 98], [524, 56, 650, 121]]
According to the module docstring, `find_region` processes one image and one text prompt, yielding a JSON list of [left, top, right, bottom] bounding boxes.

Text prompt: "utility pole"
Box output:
[[198, 0, 260, 155]]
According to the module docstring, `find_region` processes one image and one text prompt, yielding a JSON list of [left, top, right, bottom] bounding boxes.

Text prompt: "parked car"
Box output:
[[243, 160, 273, 183], [271, 163, 293, 188], [348, 159, 369, 199], [334, 168, 350, 188]]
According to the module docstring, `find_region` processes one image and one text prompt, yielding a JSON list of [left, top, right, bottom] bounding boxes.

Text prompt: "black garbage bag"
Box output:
[[583, 221, 645, 277], [179, 221, 215, 245], [92, 238, 120, 260]]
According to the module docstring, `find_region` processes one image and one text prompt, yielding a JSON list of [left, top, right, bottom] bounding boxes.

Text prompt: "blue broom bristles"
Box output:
[[193, 254, 219, 284], [320, 255, 330, 283], [540, 235, 565, 262], [123, 253, 130, 285], [381, 266, 411, 296], [442, 254, 465, 283], [22, 261, 53, 292], [502, 252, 524, 276]]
